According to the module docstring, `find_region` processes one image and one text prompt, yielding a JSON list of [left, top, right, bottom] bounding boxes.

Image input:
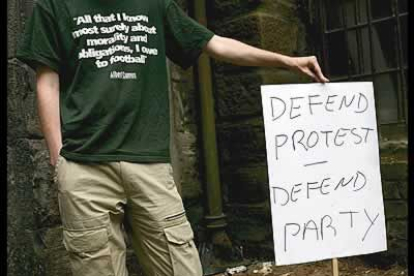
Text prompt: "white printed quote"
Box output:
[[72, 13, 159, 79]]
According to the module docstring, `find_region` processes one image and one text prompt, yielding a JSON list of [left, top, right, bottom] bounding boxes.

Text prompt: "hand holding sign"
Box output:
[[261, 82, 387, 266]]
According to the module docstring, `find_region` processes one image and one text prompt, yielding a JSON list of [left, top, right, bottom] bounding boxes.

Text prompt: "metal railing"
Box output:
[[313, 0, 407, 124]]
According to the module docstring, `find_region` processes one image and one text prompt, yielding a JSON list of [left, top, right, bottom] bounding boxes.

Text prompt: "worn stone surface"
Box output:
[[211, 0, 263, 19], [7, 139, 37, 276], [8, 63, 32, 139], [8, 2, 41, 272], [7, 0, 22, 58], [380, 161, 408, 181], [222, 164, 268, 204], [226, 203, 274, 260], [166, 2, 206, 243], [8, 0, 35, 58], [214, 72, 263, 118], [217, 118, 267, 166], [387, 220, 407, 240], [168, 62, 204, 201], [383, 181, 407, 200], [384, 201, 408, 220], [211, 0, 408, 267], [30, 139, 62, 228], [214, 69, 308, 119], [35, 227, 72, 276], [212, 13, 299, 75]]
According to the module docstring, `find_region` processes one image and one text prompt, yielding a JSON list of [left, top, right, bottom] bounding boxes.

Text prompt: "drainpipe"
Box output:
[[193, 0, 230, 246]]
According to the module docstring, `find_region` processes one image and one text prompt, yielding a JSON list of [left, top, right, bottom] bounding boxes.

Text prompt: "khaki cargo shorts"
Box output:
[[54, 155, 203, 276]]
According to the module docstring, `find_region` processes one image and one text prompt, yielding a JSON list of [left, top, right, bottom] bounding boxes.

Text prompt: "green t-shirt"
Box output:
[[16, 0, 214, 163]]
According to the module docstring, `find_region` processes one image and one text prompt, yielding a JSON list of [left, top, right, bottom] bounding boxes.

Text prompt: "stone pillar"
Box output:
[[168, 0, 206, 239], [210, 0, 313, 259], [376, 139, 408, 265]]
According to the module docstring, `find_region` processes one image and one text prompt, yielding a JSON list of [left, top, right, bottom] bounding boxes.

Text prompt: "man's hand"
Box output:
[[36, 65, 62, 167], [49, 147, 62, 167], [204, 35, 329, 83], [290, 56, 330, 83]]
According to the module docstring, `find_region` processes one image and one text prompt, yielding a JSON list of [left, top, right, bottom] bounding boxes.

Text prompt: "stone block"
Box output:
[[7, 139, 36, 276], [380, 160, 408, 181], [364, 239, 408, 267], [169, 61, 202, 201], [379, 140, 408, 159], [222, 164, 268, 204], [35, 227, 73, 276], [382, 181, 407, 200], [383, 182, 401, 200], [387, 220, 407, 240], [8, 62, 41, 139], [29, 139, 62, 228], [175, 149, 202, 199], [384, 201, 407, 219], [212, 0, 298, 25], [212, 12, 299, 55], [8, 63, 29, 139], [25, 89, 43, 138], [399, 182, 408, 199], [214, 72, 263, 118], [362, 244, 407, 268], [7, 0, 22, 58], [217, 118, 267, 166], [226, 203, 272, 243], [213, 69, 308, 119], [212, 0, 263, 20], [8, 0, 35, 58], [386, 239, 408, 265]]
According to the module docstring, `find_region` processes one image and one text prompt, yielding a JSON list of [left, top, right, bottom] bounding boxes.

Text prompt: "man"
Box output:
[[17, 0, 329, 275]]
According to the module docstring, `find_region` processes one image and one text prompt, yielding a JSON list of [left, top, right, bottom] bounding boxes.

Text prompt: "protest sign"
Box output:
[[261, 82, 387, 266]]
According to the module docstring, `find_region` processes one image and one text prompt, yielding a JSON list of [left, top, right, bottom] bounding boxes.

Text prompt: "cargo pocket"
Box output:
[[63, 219, 115, 276], [164, 220, 202, 276]]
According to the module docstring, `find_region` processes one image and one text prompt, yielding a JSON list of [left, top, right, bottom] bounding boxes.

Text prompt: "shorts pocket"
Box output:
[[63, 228, 109, 253], [164, 221, 202, 276], [63, 217, 115, 276]]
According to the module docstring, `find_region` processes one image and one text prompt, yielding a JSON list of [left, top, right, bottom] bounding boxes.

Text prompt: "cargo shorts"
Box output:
[[54, 155, 203, 276]]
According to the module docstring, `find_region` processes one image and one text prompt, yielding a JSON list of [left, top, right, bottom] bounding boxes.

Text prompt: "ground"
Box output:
[[215, 258, 408, 276]]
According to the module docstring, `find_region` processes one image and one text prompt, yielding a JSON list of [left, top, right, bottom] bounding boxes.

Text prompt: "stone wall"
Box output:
[[377, 137, 408, 265], [209, 0, 408, 265], [209, 0, 311, 260], [168, 57, 206, 238], [8, 0, 56, 274]]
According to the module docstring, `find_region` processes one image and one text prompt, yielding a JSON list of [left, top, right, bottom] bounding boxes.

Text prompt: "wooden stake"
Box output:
[[332, 258, 339, 276]]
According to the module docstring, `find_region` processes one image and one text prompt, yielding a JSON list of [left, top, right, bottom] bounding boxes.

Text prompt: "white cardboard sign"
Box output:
[[261, 82, 387, 266]]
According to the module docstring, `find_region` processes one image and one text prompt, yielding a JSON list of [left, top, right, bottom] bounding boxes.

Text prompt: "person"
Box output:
[[16, 0, 329, 275]]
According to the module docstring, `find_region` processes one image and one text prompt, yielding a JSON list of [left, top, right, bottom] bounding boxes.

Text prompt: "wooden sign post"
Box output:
[[261, 83, 387, 267], [332, 258, 339, 276]]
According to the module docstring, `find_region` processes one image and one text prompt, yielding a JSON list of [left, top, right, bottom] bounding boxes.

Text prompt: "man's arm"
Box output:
[[36, 65, 62, 167], [204, 35, 329, 83]]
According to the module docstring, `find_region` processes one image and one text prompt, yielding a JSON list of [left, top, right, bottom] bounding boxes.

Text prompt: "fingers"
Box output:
[[309, 56, 330, 83], [294, 56, 330, 83], [302, 67, 318, 82]]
